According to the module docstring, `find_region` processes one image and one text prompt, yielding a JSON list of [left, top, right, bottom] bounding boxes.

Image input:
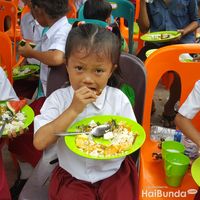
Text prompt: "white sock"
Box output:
[[18, 161, 33, 179]]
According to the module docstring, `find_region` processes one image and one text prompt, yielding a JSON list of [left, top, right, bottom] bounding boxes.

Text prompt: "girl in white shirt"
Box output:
[[34, 23, 138, 200]]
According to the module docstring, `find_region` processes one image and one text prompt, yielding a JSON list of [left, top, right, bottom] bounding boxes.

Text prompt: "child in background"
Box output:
[[175, 80, 200, 200], [0, 67, 18, 200], [15, 0, 71, 199], [137, 0, 199, 127], [33, 23, 138, 200], [18, 0, 71, 97], [0, 67, 33, 200], [13, 0, 44, 100], [83, 0, 112, 24], [83, 0, 129, 52], [20, 0, 43, 44]]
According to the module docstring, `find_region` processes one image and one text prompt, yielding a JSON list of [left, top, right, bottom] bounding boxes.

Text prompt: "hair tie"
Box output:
[[77, 21, 85, 26], [106, 26, 113, 32]]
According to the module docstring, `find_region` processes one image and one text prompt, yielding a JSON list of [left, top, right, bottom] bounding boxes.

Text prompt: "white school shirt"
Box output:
[[20, 12, 43, 43], [34, 86, 136, 183], [178, 80, 200, 119], [39, 16, 71, 96], [0, 67, 18, 101]]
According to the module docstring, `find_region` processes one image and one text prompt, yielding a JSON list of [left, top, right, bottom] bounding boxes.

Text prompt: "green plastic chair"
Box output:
[[68, 18, 108, 28], [77, 0, 135, 54]]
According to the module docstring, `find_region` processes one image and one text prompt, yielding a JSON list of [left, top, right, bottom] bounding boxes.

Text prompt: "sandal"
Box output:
[[161, 112, 177, 128]]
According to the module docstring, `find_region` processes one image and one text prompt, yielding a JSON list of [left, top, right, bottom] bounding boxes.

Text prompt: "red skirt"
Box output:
[[49, 156, 139, 200], [0, 139, 11, 200], [8, 97, 45, 167]]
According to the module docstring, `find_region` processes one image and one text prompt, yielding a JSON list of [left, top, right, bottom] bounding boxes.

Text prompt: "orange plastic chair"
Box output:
[[20, 4, 30, 19], [66, 0, 77, 18], [139, 44, 200, 200], [0, 0, 22, 65], [119, 0, 144, 54], [0, 31, 23, 84]]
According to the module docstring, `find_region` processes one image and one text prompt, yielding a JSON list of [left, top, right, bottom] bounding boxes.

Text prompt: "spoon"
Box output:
[[56, 124, 111, 137], [0, 117, 12, 138]]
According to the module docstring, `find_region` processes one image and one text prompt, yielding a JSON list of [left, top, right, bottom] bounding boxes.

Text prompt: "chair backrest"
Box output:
[[68, 18, 108, 27], [119, 52, 146, 124], [0, 31, 13, 84], [0, 0, 18, 65], [108, 0, 135, 54], [78, 0, 135, 54], [139, 44, 200, 200], [46, 64, 69, 97]]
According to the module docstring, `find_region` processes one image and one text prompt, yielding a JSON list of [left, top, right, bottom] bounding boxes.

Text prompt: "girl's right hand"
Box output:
[[70, 86, 97, 114]]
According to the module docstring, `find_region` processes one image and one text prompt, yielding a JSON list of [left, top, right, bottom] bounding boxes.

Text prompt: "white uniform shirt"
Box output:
[[0, 67, 18, 101], [40, 16, 71, 96], [178, 80, 200, 119], [21, 13, 44, 66], [34, 86, 136, 183], [20, 12, 43, 43]]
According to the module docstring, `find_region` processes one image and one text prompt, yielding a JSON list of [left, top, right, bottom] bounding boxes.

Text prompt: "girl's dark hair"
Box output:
[[65, 23, 122, 87], [83, 0, 112, 22], [31, 0, 68, 19]]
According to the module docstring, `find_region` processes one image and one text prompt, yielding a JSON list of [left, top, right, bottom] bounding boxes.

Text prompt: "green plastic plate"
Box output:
[[0, 102, 34, 136], [13, 65, 39, 80], [140, 31, 181, 43], [191, 157, 200, 186], [64, 115, 146, 160], [145, 49, 157, 57]]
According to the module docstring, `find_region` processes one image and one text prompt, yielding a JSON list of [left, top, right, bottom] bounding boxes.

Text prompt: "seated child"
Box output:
[[33, 23, 139, 200], [0, 67, 31, 200], [83, 0, 129, 52], [18, 0, 71, 97], [175, 80, 200, 200]]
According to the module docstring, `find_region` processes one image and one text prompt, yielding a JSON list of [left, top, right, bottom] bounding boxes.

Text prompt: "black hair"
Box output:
[[31, 0, 68, 19], [65, 23, 122, 87], [83, 0, 112, 22]]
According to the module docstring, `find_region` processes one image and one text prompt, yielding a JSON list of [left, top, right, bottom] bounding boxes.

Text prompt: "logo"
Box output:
[[142, 188, 197, 198]]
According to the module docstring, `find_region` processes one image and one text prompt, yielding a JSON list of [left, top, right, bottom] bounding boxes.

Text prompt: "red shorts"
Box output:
[[8, 97, 45, 167], [49, 156, 139, 200]]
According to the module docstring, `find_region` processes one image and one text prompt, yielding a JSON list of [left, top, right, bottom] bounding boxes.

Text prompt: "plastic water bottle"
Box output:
[[145, 0, 154, 3], [182, 135, 199, 160], [150, 126, 183, 142], [150, 126, 176, 141]]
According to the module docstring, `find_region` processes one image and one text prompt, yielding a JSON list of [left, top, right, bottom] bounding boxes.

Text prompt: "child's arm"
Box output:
[[137, 0, 150, 33], [175, 113, 200, 147], [18, 44, 65, 66], [33, 86, 97, 150]]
